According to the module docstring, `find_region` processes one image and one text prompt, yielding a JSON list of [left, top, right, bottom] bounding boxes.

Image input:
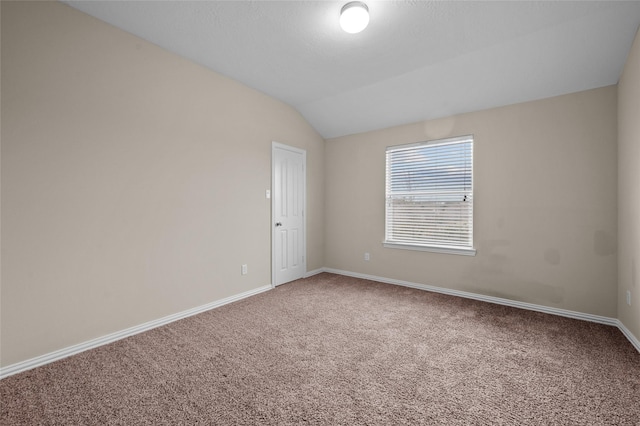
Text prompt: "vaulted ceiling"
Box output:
[[64, 1, 640, 139]]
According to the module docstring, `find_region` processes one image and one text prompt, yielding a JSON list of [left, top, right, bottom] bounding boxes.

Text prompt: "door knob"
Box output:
[[275, 222, 282, 227]]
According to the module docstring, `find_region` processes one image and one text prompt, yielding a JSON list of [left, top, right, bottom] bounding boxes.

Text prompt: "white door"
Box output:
[[272, 142, 306, 286]]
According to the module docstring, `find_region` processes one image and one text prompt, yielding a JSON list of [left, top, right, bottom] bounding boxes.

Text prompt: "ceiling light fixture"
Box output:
[[340, 1, 369, 34]]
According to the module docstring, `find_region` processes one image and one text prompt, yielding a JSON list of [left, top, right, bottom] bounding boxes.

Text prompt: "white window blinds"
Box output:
[[385, 135, 474, 255]]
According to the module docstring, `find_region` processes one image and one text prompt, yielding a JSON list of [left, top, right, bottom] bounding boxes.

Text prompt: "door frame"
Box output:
[[271, 141, 307, 287]]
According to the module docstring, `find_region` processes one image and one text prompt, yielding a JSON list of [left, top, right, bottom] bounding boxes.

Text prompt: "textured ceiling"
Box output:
[[64, 1, 640, 139]]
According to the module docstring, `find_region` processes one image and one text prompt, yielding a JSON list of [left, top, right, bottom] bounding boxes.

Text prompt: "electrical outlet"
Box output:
[[627, 290, 632, 306], [241, 264, 248, 275], [364, 252, 370, 261]]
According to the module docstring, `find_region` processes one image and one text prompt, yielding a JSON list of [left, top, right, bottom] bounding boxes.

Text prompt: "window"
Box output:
[[385, 135, 475, 256]]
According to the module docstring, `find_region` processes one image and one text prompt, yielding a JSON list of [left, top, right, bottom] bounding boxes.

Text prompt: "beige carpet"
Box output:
[[2, 273, 639, 425]]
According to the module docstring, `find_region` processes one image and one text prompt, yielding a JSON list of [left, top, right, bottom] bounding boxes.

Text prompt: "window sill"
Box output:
[[383, 241, 476, 256]]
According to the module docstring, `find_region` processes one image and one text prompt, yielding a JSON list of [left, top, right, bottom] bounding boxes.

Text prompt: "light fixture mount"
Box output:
[[340, 1, 369, 34]]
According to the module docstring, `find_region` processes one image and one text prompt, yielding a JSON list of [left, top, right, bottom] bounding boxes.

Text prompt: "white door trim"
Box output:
[[271, 141, 307, 287]]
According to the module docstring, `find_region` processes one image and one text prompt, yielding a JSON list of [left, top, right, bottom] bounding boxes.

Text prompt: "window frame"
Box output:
[[384, 135, 476, 256]]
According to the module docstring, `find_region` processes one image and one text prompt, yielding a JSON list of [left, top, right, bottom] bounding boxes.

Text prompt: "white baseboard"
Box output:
[[323, 268, 640, 352], [616, 320, 640, 353], [0, 284, 272, 380], [3, 269, 639, 380], [304, 268, 325, 278]]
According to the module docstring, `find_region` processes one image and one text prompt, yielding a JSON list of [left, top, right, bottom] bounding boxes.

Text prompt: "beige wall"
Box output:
[[618, 28, 640, 341], [0, 0, 633, 370], [0, 1, 324, 367], [326, 86, 618, 317]]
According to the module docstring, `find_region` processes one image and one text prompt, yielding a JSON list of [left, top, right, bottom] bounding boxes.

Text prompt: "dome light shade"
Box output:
[[340, 2, 369, 34]]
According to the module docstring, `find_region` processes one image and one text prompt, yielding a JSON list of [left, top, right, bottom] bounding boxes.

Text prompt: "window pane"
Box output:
[[385, 136, 473, 250]]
